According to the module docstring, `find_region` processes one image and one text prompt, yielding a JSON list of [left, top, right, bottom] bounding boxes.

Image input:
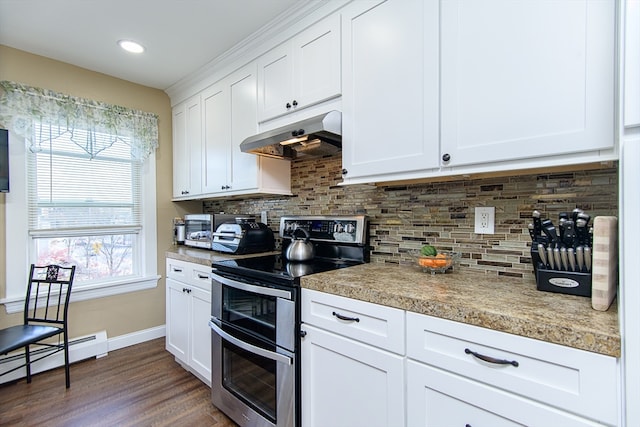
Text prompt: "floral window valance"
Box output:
[[0, 81, 159, 162]]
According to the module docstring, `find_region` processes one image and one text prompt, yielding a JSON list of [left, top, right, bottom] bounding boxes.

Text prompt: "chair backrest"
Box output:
[[24, 264, 76, 327]]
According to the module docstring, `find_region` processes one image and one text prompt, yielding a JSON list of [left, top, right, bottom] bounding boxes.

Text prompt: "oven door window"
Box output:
[[223, 339, 277, 423], [222, 285, 277, 343]]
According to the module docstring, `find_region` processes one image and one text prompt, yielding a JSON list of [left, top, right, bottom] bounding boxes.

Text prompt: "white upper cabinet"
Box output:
[[201, 81, 228, 194], [172, 95, 202, 198], [625, 0, 640, 128], [201, 63, 292, 197], [257, 14, 341, 122], [340, 0, 440, 182], [439, 0, 616, 168]]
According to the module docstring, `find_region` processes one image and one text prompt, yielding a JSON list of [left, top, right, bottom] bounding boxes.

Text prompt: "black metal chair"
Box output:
[[0, 264, 76, 388]]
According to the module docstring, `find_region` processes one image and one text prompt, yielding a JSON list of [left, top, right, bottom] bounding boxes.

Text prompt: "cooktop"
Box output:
[[212, 254, 362, 287]]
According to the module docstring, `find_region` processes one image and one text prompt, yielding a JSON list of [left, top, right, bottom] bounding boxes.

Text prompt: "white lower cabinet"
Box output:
[[406, 312, 618, 427], [301, 290, 619, 426], [301, 324, 405, 427], [407, 361, 603, 427], [301, 289, 406, 427], [165, 258, 212, 386]]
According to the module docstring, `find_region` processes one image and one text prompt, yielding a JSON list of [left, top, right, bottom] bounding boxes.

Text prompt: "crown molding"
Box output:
[[165, 0, 350, 106]]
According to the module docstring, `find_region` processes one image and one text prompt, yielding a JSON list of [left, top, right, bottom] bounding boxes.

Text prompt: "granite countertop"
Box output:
[[166, 245, 280, 266], [301, 263, 620, 357], [165, 247, 620, 357]]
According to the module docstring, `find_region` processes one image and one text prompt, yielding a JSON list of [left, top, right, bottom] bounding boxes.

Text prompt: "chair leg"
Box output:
[[64, 331, 70, 388], [25, 344, 32, 384]]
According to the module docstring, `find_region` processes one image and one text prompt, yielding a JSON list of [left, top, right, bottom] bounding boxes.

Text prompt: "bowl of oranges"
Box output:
[[414, 245, 460, 274]]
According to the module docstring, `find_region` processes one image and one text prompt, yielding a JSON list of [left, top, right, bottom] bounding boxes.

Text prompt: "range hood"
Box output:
[[240, 110, 341, 160]]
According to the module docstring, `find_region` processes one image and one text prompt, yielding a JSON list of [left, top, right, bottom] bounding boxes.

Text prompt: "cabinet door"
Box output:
[[166, 278, 189, 363], [229, 64, 260, 191], [189, 285, 212, 385], [407, 361, 602, 427], [341, 0, 440, 182], [172, 95, 202, 198], [293, 14, 342, 111], [257, 43, 294, 121], [301, 324, 405, 427], [201, 82, 230, 194], [440, 0, 615, 167]]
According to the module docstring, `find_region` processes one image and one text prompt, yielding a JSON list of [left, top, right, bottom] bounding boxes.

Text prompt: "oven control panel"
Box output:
[[280, 216, 367, 244]]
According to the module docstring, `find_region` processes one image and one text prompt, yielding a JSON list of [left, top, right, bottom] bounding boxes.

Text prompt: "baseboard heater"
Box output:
[[0, 330, 108, 385]]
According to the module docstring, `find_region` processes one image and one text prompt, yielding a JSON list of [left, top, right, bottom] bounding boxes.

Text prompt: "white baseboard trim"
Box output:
[[107, 325, 166, 352], [0, 325, 166, 384], [0, 330, 108, 384]]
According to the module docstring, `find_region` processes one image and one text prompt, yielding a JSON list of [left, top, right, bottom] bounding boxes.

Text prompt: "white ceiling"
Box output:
[[0, 0, 303, 90]]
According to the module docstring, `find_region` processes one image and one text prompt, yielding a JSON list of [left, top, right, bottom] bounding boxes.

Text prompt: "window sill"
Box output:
[[2, 275, 161, 314]]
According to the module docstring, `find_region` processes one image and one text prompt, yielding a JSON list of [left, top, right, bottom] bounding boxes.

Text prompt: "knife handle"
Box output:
[[532, 210, 542, 236], [562, 220, 576, 248], [572, 208, 583, 222], [528, 223, 536, 241], [542, 221, 559, 246], [576, 219, 588, 245]]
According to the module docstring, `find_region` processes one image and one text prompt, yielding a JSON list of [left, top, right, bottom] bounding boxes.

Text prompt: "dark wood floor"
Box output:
[[0, 338, 237, 427]]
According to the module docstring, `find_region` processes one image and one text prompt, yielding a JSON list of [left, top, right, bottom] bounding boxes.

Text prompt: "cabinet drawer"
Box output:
[[302, 289, 405, 354], [407, 361, 603, 427], [166, 258, 211, 291], [406, 312, 618, 425], [190, 264, 212, 290]]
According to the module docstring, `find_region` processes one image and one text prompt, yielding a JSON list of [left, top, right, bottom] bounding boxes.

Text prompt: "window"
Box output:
[[29, 125, 141, 283], [1, 81, 159, 312]]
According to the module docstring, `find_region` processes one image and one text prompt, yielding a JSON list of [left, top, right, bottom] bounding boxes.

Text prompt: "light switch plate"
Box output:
[[475, 207, 495, 234]]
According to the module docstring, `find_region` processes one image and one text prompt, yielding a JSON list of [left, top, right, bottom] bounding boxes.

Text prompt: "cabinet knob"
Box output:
[[286, 102, 292, 109], [442, 153, 451, 162], [292, 100, 298, 107], [341, 169, 348, 175]]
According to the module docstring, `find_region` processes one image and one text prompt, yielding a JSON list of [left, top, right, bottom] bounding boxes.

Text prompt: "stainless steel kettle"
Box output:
[[285, 228, 315, 261]]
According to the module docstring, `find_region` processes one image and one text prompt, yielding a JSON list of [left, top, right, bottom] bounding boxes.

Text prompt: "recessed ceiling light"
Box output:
[[118, 40, 145, 54]]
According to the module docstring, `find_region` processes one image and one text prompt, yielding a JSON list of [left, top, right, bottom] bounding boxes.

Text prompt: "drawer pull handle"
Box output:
[[197, 274, 208, 279], [173, 268, 183, 273], [332, 311, 360, 322], [464, 348, 519, 367]]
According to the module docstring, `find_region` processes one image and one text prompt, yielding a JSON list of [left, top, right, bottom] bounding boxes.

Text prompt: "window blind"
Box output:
[[27, 124, 142, 237]]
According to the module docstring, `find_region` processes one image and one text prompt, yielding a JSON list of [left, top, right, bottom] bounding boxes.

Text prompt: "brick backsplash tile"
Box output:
[[203, 156, 618, 279]]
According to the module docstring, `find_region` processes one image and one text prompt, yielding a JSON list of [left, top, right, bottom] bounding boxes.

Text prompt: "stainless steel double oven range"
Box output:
[[209, 215, 369, 427]]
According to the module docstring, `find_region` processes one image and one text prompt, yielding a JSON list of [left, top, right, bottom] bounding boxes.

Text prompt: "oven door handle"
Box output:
[[209, 319, 293, 365], [211, 272, 292, 300]]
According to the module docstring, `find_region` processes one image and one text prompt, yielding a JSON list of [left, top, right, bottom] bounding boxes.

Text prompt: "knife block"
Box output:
[[531, 246, 592, 297], [535, 267, 592, 297]]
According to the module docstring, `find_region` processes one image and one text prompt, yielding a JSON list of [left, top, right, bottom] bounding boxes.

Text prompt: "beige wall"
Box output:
[[0, 45, 194, 339]]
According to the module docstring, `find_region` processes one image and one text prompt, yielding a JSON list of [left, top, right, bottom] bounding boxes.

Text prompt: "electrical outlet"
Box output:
[[475, 207, 495, 234], [261, 210, 268, 224]]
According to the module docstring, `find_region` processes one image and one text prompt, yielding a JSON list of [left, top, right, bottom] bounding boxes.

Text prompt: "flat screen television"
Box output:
[[0, 128, 9, 192]]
